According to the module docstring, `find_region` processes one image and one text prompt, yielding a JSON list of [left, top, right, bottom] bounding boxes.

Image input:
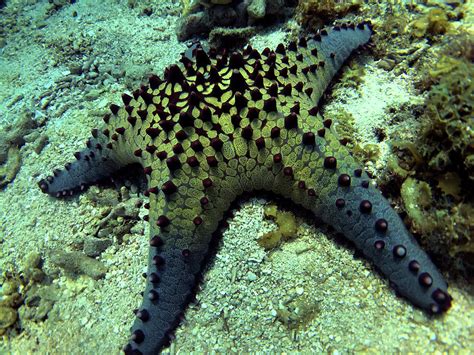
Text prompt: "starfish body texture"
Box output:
[[38, 22, 451, 354]]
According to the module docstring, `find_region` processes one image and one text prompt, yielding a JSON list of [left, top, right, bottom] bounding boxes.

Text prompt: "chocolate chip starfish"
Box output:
[[38, 22, 451, 354]]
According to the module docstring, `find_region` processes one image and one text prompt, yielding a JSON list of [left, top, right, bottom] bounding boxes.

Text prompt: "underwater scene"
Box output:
[[0, 0, 473, 353]]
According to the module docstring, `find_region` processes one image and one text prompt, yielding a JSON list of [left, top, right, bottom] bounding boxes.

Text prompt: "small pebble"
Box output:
[[247, 272, 257, 281]]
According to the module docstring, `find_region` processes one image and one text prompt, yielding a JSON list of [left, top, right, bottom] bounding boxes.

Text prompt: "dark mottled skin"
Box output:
[[38, 22, 451, 354]]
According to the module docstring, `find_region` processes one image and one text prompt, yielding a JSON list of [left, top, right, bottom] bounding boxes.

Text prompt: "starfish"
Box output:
[[38, 22, 451, 354]]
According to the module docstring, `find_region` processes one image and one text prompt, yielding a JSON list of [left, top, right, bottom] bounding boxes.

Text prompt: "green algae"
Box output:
[[411, 8, 451, 39], [331, 110, 356, 144], [335, 62, 366, 90], [258, 204, 298, 250], [353, 143, 381, 165]]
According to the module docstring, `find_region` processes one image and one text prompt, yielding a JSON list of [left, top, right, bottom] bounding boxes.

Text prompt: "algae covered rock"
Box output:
[[296, 0, 361, 29], [385, 24, 474, 277], [83, 237, 113, 257], [400, 177, 433, 234], [247, 0, 266, 21], [50, 250, 107, 280], [177, 0, 297, 42], [0, 307, 17, 336], [0, 111, 38, 188], [20, 283, 58, 322], [0, 252, 53, 336], [422, 55, 474, 183]]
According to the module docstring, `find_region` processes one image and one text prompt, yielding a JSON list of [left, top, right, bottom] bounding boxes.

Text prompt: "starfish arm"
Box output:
[[275, 133, 452, 313], [126, 217, 202, 354], [317, 23, 372, 71], [126, 179, 229, 354], [37, 130, 134, 197], [38, 89, 162, 197], [321, 180, 451, 313]]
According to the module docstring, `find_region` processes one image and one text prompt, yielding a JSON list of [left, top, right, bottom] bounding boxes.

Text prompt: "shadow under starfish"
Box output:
[[38, 21, 451, 354]]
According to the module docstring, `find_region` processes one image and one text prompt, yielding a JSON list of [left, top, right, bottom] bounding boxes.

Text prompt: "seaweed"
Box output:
[[411, 8, 451, 39], [388, 29, 474, 278], [258, 204, 298, 250]]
